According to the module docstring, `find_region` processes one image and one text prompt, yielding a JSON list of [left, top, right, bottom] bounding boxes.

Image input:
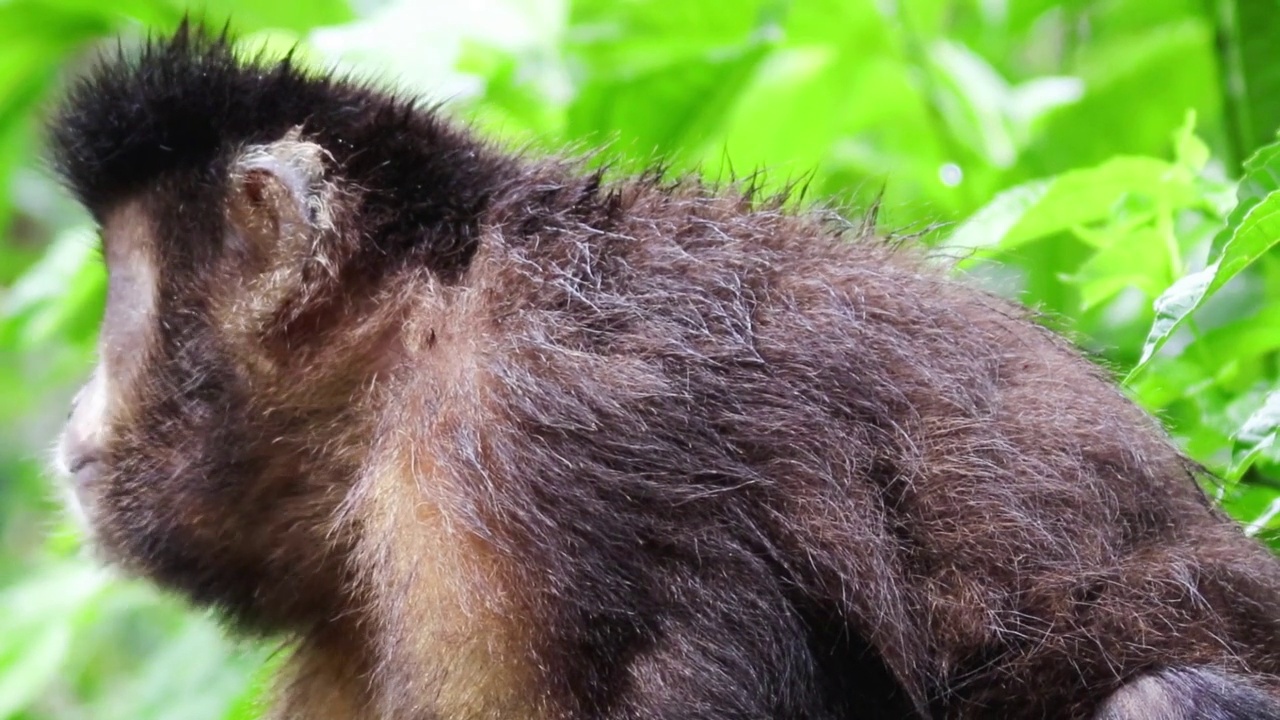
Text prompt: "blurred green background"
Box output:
[[3, 0, 1280, 717]]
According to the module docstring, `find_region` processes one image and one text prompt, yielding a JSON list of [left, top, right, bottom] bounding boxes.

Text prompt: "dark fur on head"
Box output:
[[50, 22, 510, 279], [50, 24, 1280, 720]]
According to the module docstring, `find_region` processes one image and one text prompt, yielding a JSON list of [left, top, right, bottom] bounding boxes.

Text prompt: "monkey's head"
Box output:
[[47, 26, 507, 631]]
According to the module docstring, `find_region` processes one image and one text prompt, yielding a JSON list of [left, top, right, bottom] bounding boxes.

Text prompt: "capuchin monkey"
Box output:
[[48, 24, 1280, 720]]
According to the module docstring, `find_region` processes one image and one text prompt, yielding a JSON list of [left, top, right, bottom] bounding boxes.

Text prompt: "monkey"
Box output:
[[46, 24, 1280, 720]]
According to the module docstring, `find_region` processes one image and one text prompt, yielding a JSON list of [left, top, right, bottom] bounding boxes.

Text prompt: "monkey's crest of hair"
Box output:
[[49, 22, 510, 277]]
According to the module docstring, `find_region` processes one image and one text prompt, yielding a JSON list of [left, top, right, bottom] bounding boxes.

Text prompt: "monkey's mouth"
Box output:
[[67, 455, 100, 476], [60, 448, 105, 490], [55, 423, 104, 485], [52, 430, 106, 521]]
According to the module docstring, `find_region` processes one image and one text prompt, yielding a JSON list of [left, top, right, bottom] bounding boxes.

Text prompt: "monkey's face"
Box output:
[[53, 134, 366, 631], [46, 29, 498, 630]]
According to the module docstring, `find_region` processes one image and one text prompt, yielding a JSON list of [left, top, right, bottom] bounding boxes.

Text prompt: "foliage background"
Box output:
[[2, 0, 1280, 716]]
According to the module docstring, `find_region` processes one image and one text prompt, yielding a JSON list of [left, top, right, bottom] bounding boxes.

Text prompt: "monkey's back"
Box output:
[[428, 176, 1280, 719]]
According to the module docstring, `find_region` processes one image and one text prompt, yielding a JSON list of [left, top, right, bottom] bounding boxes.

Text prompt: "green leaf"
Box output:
[[0, 226, 105, 350], [1220, 483, 1280, 542], [0, 2, 119, 44], [1132, 138, 1280, 376], [1228, 390, 1280, 483], [691, 45, 841, 175], [927, 39, 1016, 168], [945, 156, 1189, 257], [1022, 20, 1216, 174], [1176, 301, 1280, 385], [568, 38, 774, 165], [564, 0, 785, 163], [1173, 110, 1210, 173], [0, 566, 109, 717], [1068, 227, 1171, 310]]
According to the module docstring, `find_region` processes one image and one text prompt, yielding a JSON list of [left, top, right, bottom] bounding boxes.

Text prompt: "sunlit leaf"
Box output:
[[1174, 110, 1210, 173], [0, 226, 105, 349], [1132, 138, 1280, 376], [0, 621, 73, 717], [568, 38, 773, 166], [1068, 227, 1171, 310], [1229, 389, 1280, 484], [1221, 483, 1280, 543], [1024, 20, 1216, 173], [945, 157, 1189, 257], [0, 566, 109, 716], [927, 40, 1016, 168]]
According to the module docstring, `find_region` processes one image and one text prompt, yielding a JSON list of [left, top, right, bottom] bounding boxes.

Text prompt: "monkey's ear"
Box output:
[[228, 129, 333, 251]]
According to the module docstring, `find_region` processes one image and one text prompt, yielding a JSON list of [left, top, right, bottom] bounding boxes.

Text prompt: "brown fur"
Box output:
[[50, 26, 1280, 720]]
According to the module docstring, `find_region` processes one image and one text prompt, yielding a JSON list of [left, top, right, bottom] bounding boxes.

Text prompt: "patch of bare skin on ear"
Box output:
[[223, 127, 345, 348], [232, 127, 338, 235]]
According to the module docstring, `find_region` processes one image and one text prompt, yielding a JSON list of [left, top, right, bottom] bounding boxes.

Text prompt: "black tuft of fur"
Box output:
[[48, 22, 511, 277]]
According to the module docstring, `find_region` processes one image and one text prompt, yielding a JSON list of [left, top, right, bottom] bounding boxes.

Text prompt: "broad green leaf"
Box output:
[[1068, 227, 1171, 310], [1127, 353, 1209, 412], [692, 46, 842, 175], [0, 2, 117, 44], [783, 0, 891, 48], [927, 40, 1016, 168], [1228, 389, 1280, 483], [1175, 301, 1280, 385], [1209, 142, 1280, 257], [1132, 138, 1280, 376], [570, 0, 776, 65], [460, 41, 568, 143], [1221, 484, 1280, 543], [944, 157, 1189, 257], [564, 0, 782, 161]]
